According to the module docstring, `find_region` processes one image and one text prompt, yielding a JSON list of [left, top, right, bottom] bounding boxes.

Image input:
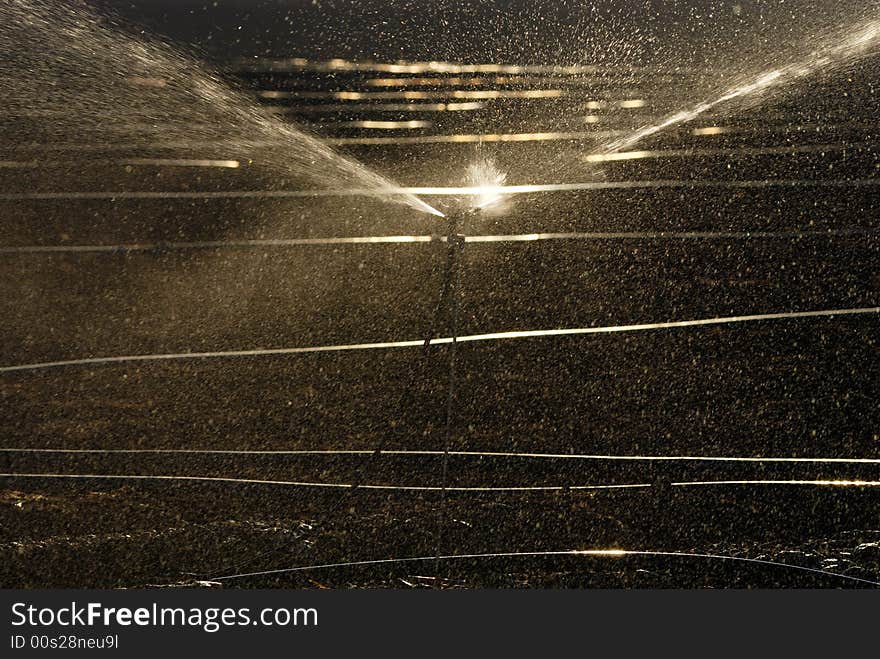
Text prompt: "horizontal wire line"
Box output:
[[2, 228, 878, 255], [673, 479, 880, 487], [3, 447, 879, 464], [2, 473, 879, 492], [1, 307, 878, 374], [0, 472, 652, 492]]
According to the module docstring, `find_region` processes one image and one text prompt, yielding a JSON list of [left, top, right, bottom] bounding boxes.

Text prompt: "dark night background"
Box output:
[[0, 0, 877, 588], [86, 1, 862, 63]]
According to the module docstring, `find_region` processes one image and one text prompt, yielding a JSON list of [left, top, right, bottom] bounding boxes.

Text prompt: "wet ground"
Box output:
[[1, 52, 878, 588]]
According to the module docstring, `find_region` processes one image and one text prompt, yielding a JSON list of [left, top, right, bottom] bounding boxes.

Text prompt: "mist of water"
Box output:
[[595, 14, 880, 157], [0, 0, 443, 217], [448, 10, 880, 214]]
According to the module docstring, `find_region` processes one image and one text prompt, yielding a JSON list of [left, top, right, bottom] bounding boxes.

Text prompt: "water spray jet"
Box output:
[[0, 0, 443, 219], [592, 14, 880, 160]]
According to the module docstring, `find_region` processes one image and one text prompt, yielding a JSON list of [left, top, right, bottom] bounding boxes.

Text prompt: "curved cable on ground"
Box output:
[[209, 548, 880, 586], [2, 472, 878, 492], [2, 447, 878, 464]]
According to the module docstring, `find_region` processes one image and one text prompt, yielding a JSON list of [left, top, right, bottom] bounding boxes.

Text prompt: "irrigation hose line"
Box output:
[[208, 549, 880, 587], [3, 227, 880, 255], [2, 473, 879, 493], [1, 306, 878, 374], [3, 448, 878, 464]]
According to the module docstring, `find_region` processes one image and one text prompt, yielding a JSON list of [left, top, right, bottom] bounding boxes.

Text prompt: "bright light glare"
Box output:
[[465, 156, 508, 209], [579, 549, 628, 557]]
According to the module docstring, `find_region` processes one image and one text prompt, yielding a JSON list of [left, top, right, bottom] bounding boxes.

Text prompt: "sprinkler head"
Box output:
[[447, 207, 479, 236]]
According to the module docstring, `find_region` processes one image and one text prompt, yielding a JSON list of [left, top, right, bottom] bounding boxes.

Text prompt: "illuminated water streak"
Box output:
[[582, 141, 875, 163], [119, 159, 241, 168], [236, 58, 607, 75], [327, 131, 623, 145], [280, 101, 486, 113], [259, 89, 566, 101], [0, 307, 876, 375], [342, 120, 433, 130], [6, 122, 875, 150], [360, 75, 629, 88], [0, 159, 244, 169], [0, 140, 869, 171]]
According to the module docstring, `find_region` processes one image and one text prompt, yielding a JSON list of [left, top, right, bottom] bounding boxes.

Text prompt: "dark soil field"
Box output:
[[1, 2, 878, 588]]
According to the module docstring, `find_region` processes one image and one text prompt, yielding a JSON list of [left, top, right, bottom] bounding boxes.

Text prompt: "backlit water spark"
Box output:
[[596, 16, 880, 157], [0, 0, 442, 218], [409, 12, 880, 211], [464, 155, 508, 210]]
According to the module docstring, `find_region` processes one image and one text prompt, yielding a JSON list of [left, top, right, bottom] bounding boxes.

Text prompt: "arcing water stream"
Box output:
[[0, 0, 443, 217], [597, 14, 880, 156]]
